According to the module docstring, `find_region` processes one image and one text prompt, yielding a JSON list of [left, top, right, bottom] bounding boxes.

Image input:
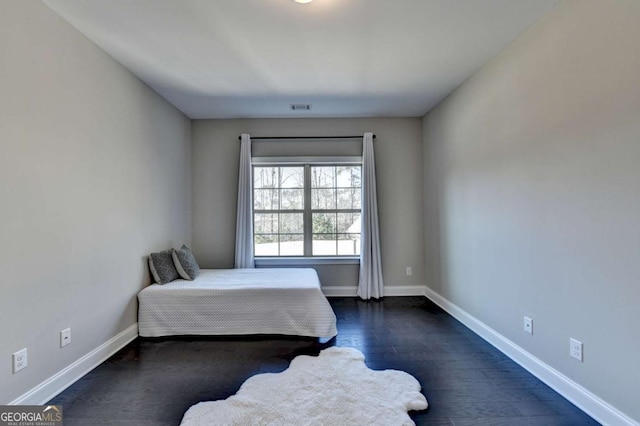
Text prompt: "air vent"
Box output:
[[290, 103, 312, 111]]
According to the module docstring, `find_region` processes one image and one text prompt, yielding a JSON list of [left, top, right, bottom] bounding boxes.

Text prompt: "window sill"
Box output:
[[254, 257, 360, 266]]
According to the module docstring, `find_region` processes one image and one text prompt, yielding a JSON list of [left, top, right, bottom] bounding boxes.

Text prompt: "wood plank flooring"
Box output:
[[48, 297, 599, 425]]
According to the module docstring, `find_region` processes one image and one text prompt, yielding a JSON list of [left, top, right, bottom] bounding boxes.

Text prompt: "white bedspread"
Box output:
[[138, 268, 337, 338]]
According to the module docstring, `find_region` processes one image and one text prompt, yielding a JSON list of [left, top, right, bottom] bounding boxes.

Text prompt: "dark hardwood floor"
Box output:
[[48, 297, 598, 425]]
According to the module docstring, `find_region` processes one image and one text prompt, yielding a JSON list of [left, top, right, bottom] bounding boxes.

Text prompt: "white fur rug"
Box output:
[[180, 346, 428, 426]]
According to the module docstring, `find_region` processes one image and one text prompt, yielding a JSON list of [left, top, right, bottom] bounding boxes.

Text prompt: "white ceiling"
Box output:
[[43, 0, 558, 119]]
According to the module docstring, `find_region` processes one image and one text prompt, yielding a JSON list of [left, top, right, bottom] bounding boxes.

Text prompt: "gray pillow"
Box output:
[[172, 245, 200, 280], [149, 250, 180, 284]]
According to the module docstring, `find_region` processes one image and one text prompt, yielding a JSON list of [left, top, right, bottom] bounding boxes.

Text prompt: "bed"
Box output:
[[138, 268, 337, 338]]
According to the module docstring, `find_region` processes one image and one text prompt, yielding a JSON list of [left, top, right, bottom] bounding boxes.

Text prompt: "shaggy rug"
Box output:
[[180, 346, 428, 426]]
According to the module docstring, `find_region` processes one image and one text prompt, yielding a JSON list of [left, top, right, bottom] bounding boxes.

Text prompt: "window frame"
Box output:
[[252, 156, 362, 260]]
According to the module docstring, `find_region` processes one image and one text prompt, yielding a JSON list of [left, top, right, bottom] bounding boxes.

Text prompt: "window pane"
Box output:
[[351, 188, 361, 209], [311, 166, 336, 188], [312, 213, 336, 234], [337, 188, 361, 210], [337, 213, 360, 233], [254, 234, 278, 256], [280, 189, 303, 210], [338, 234, 361, 255], [280, 213, 303, 233], [254, 189, 279, 210], [279, 234, 304, 256], [254, 167, 278, 189], [254, 213, 278, 234], [312, 234, 337, 256], [279, 167, 304, 188], [336, 166, 361, 188], [311, 188, 336, 210]]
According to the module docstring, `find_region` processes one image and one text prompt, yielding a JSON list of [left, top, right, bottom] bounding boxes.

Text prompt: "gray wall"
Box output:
[[422, 0, 640, 421], [0, 1, 191, 403], [192, 118, 424, 288]]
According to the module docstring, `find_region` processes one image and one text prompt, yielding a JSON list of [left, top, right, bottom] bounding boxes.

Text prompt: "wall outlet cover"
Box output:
[[570, 338, 583, 362], [13, 348, 27, 373], [60, 328, 71, 348], [524, 316, 533, 334]]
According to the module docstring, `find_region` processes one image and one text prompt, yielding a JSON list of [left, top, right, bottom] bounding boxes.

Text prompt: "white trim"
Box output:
[[255, 257, 360, 266], [322, 285, 426, 298], [322, 286, 358, 297], [423, 286, 639, 426], [9, 323, 139, 405], [384, 286, 427, 296], [252, 156, 362, 165]]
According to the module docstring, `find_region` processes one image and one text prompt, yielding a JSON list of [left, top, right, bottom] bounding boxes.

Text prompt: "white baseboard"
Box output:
[[384, 285, 426, 296], [322, 286, 358, 297], [9, 323, 139, 405], [322, 285, 425, 297], [424, 286, 639, 426]]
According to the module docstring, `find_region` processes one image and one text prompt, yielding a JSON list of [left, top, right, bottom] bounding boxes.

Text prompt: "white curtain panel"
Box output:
[[234, 134, 255, 268], [358, 132, 384, 299]]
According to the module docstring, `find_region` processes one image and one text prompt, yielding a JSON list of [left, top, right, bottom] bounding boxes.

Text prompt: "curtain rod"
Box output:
[[238, 135, 375, 141]]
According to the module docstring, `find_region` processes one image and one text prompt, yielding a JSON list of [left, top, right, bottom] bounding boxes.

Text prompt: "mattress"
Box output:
[[138, 268, 337, 338]]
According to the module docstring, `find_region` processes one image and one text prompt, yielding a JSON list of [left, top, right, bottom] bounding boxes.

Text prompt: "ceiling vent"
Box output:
[[290, 103, 312, 111]]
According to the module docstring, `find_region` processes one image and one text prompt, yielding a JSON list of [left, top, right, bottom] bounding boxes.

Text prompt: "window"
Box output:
[[253, 166, 305, 256], [253, 161, 361, 257]]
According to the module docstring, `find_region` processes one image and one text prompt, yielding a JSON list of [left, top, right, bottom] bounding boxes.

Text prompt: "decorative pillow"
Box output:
[[148, 250, 180, 284], [172, 245, 200, 280]]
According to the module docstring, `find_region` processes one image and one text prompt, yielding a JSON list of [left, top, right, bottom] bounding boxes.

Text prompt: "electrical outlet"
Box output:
[[570, 338, 583, 362], [523, 316, 533, 334], [405, 267, 412, 276], [13, 348, 27, 373], [60, 328, 71, 348]]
